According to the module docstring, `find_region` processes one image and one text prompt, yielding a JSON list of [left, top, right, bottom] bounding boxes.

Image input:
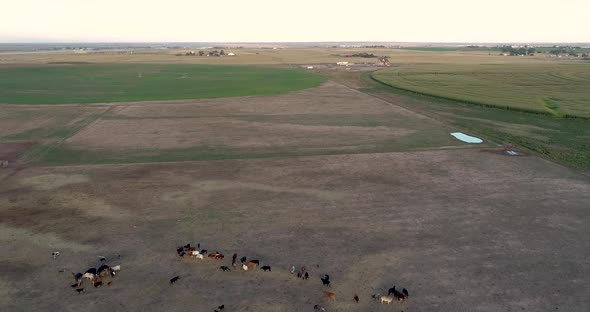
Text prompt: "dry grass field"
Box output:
[[1, 82, 464, 165], [0, 47, 555, 66], [1, 48, 589, 312], [1, 150, 589, 312]]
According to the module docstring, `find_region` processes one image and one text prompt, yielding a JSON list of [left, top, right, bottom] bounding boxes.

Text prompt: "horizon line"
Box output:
[[1, 40, 590, 45]]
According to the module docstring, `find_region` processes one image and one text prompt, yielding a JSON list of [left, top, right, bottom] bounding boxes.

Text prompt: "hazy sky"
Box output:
[[1, 0, 588, 43]]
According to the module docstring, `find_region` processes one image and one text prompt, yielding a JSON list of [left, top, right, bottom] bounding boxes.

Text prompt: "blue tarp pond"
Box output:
[[450, 132, 483, 144]]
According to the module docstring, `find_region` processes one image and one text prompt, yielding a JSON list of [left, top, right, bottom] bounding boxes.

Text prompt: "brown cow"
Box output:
[[246, 261, 257, 270], [323, 291, 336, 300]]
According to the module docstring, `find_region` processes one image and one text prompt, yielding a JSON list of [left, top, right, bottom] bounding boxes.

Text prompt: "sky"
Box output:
[[1, 0, 589, 43]]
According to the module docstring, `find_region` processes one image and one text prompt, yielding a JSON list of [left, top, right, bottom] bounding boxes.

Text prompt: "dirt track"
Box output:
[[1, 149, 588, 312]]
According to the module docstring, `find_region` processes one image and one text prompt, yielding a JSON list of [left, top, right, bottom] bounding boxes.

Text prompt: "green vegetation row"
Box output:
[[0, 64, 325, 104], [371, 63, 590, 118]]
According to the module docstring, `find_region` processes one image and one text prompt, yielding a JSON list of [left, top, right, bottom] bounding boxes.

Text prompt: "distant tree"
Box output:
[[550, 48, 568, 55], [198, 51, 204, 56], [207, 50, 221, 57], [527, 47, 536, 54], [378, 56, 390, 65], [351, 52, 377, 58], [220, 50, 225, 56]]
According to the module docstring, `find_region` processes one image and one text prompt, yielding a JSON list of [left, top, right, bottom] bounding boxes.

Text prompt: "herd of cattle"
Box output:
[[68, 256, 121, 294], [63, 243, 410, 311], [174, 242, 411, 311]]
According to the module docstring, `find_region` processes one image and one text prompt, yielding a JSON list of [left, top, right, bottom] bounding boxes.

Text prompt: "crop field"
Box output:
[[0, 64, 324, 104], [324, 69, 590, 170], [1, 49, 589, 312], [372, 63, 590, 118]]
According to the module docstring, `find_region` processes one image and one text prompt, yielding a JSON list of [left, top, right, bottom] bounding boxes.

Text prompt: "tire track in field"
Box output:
[[19, 105, 114, 164]]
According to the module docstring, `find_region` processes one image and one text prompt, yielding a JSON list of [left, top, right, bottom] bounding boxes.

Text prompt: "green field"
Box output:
[[348, 72, 590, 170], [0, 64, 324, 104], [372, 63, 590, 118]]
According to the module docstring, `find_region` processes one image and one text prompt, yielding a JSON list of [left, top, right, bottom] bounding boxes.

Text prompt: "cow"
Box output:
[[380, 296, 393, 304], [320, 275, 330, 287], [323, 291, 336, 300], [246, 262, 257, 270]]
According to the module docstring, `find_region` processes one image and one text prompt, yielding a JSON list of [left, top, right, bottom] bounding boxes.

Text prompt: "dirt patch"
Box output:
[[47, 61, 93, 65], [0, 224, 91, 252], [61, 82, 425, 152], [191, 180, 346, 201], [19, 173, 89, 190], [66, 117, 414, 151], [0, 106, 106, 137], [48, 192, 129, 219], [0, 113, 59, 137], [0, 142, 34, 161], [108, 82, 421, 118]]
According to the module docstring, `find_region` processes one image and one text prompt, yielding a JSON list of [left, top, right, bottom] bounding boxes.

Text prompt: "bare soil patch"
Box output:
[[0, 112, 59, 137], [0, 106, 106, 137], [66, 117, 414, 151], [0, 142, 34, 161], [51, 81, 454, 162], [109, 82, 422, 118]]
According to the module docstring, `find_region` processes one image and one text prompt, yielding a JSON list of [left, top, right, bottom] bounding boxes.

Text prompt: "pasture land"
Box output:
[[0, 64, 324, 104], [371, 63, 590, 118], [0, 82, 465, 165], [1, 150, 588, 312], [1, 49, 589, 312]]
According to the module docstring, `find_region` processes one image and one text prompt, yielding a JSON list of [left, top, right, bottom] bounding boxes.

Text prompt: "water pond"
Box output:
[[450, 132, 483, 144]]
